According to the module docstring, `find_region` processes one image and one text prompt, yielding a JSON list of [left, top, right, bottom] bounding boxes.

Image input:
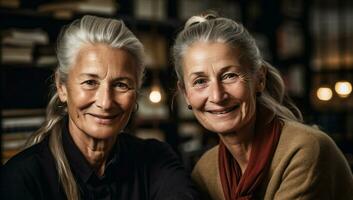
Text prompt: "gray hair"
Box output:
[[172, 12, 302, 122], [26, 15, 145, 200], [57, 15, 145, 87]]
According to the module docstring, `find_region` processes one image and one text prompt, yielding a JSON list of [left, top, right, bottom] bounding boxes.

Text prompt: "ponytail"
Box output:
[[258, 61, 303, 122], [26, 92, 80, 200]]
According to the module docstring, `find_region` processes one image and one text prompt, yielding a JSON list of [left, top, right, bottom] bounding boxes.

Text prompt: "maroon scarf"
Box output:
[[218, 117, 283, 200]]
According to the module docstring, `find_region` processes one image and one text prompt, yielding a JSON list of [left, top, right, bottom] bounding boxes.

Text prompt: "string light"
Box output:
[[316, 86, 333, 101], [149, 86, 162, 103], [334, 81, 352, 98]]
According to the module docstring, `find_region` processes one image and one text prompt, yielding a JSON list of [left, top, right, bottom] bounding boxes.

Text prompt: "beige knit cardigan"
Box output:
[[192, 120, 353, 200]]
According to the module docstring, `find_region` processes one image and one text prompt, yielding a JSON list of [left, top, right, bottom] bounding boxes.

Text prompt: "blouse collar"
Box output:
[[61, 116, 120, 183]]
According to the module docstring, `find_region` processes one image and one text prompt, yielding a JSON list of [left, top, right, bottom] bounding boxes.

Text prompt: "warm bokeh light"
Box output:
[[149, 89, 162, 103], [335, 81, 352, 98], [316, 87, 333, 101]]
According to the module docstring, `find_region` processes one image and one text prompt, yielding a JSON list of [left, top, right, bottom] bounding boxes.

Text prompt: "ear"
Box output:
[[256, 65, 267, 93], [55, 72, 68, 103], [177, 80, 191, 105]]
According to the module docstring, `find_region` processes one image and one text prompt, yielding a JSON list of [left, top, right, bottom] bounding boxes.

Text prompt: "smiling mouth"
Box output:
[[89, 113, 118, 119], [208, 105, 239, 114]]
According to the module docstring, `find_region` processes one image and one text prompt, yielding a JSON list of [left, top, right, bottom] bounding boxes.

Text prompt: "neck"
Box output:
[[69, 126, 116, 177], [218, 115, 256, 173]]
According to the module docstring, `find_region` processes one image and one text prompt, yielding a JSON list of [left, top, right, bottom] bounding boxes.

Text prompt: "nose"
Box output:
[[209, 80, 227, 103], [95, 84, 113, 110]]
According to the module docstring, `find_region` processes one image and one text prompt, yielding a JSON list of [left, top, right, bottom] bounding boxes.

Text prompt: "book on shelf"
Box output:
[[1, 109, 45, 164], [38, 0, 117, 18], [134, 0, 166, 20], [1, 46, 33, 63], [2, 108, 46, 117], [2, 115, 45, 131], [0, 0, 20, 8], [2, 28, 49, 47], [2, 131, 32, 151], [1, 28, 49, 64]]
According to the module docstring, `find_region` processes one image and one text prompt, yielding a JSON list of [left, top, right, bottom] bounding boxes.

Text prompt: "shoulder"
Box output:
[[1, 139, 50, 194], [275, 120, 352, 181], [265, 121, 353, 199], [1, 139, 49, 175], [280, 120, 340, 155]]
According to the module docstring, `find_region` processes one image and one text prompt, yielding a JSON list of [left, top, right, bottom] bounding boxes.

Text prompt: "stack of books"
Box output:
[[1, 28, 49, 64], [38, 0, 117, 19], [1, 109, 46, 164]]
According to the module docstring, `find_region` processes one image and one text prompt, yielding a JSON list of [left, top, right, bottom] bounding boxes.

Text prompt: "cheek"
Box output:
[[67, 87, 94, 109], [236, 80, 256, 99], [116, 92, 136, 110], [186, 89, 207, 108]]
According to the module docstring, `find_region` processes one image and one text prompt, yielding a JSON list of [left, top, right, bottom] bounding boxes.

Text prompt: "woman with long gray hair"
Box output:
[[172, 12, 353, 200], [1, 15, 199, 200]]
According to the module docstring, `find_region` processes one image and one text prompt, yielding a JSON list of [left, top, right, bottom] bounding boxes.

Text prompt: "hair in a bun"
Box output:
[[184, 12, 217, 29], [172, 11, 303, 122]]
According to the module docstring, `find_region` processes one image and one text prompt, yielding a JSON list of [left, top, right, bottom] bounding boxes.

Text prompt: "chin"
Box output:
[[88, 126, 121, 140], [203, 121, 239, 134], [211, 127, 237, 135]]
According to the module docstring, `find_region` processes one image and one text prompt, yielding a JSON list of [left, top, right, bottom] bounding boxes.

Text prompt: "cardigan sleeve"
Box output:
[[271, 128, 353, 200], [144, 139, 200, 200]]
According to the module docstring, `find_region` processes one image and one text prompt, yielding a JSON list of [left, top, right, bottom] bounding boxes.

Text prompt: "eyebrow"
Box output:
[[189, 65, 241, 77], [79, 73, 99, 79], [79, 73, 135, 82], [218, 65, 241, 72]]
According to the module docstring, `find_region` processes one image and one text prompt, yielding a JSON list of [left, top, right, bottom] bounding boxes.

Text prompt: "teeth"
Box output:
[[210, 105, 238, 114], [213, 111, 228, 114]]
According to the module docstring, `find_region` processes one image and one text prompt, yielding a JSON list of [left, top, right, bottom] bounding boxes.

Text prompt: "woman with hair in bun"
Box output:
[[1, 15, 199, 200], [172, 12, 353, 200]]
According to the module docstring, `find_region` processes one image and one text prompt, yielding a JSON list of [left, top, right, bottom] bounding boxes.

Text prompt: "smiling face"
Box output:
[[181, 42, 264, 135], [57, 44, 137, 140]]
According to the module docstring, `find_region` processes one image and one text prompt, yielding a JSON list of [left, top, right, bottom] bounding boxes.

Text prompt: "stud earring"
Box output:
[[187, 105, 192, 110]]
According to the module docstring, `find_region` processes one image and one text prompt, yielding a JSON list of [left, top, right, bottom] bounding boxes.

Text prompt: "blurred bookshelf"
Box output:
[[1, 0, 352, 171]]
